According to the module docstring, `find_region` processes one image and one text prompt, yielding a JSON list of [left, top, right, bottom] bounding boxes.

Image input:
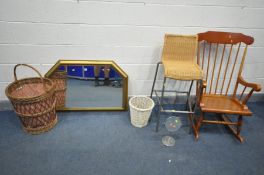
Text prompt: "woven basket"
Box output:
[[5, 64, 57, 134], [129, 96, 155, 128], [50, 71, 67, 109]]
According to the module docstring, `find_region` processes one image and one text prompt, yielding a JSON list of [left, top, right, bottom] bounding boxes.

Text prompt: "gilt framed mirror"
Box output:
[[45, 60, 128, 111]]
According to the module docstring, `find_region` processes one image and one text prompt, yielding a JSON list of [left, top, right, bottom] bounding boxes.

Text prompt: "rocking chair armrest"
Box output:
[[238, 75, 262, 92]]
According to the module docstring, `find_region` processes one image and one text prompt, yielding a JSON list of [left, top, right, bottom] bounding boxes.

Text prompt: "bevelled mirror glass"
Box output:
[[45, 60, 128, 111]]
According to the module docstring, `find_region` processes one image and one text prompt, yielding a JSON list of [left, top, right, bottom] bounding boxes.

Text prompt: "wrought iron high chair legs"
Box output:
[[155, 77, 167, 132], [150, 62, 161, 98], [150, 62, 203, 133]]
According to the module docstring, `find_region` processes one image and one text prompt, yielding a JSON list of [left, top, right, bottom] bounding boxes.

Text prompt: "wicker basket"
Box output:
[[5, 64, 57, 134], [129, 96, 155, 128], [50, 71, 67, 109]]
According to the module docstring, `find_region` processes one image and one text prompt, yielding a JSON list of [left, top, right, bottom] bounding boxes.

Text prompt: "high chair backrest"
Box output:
[[162, 34, 198, 64], [197, 31, 254, 96]]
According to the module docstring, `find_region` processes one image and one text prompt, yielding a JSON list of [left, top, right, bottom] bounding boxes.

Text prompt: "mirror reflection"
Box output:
[[51, 64, 124, 109]]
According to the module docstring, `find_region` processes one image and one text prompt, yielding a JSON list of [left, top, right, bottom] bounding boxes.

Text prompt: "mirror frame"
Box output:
[[45, 60, 128, 111]]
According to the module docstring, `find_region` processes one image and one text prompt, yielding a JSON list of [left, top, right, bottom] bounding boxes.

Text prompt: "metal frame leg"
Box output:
[[192, 79, 203, 113], [150, 62, 161, 123], [156, 77, 167, 132], [150, 62, 161, 98], [186, 81, 194, 134], [185, 80, 194, 110]]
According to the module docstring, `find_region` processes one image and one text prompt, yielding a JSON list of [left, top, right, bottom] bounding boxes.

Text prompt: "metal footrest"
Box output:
[[161, 109, 194, 114], [154, 89, 189, 94], [154, 89, 194, 114]]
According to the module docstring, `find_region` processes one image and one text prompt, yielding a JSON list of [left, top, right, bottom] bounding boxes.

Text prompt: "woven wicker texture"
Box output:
[[162, 34, 203, 80], [5, 64, 57, 134], [129, 96, 154, 128], [50, 71, 67, 109]]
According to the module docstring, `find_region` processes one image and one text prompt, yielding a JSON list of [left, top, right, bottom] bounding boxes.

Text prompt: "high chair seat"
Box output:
[[163, 61, 203, 80]]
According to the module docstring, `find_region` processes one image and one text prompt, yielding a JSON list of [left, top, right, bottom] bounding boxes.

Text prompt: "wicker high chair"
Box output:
[[195, 31, 261, 143], [150, 34, 203, 132]]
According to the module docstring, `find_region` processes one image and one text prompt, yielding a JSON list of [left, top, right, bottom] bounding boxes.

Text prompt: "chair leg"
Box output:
[[156, 105, 162, 132], [188, 114, 194, 134], [156, 77, 166, 132], [187, 101, 192, 134], [185, 80, 194, 111], [192, 80, 202, 138], [195, 112, 204, 140], [237, 115, 243, 134], [236, 115, 243, 142], [221, 114, 244, 143], [150, 62, 161, 123], [186, 81, 194, 134], [150, 62, 161, 98]]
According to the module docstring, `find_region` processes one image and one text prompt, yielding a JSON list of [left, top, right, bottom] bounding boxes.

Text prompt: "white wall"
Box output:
[[0, 0, 264, 100]]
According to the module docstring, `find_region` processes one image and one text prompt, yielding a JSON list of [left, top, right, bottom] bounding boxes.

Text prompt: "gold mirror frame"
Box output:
[[45, 60, 128, 111]]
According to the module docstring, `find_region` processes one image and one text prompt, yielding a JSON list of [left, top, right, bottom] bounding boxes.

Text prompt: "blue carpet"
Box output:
[[0, 102, 264, 175]]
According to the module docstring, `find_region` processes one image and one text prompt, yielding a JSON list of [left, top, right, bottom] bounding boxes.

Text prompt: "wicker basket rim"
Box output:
[[129, 95, 155, 112], [5, 77, 54, 100], [50, 71, 67, 77]]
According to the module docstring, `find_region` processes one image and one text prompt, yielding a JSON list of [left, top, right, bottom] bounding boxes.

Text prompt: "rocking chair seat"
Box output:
[[200, 94, 252, 116]]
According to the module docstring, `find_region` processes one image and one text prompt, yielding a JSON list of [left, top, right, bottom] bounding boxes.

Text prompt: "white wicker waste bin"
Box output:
[[129, 96, 155, 128]]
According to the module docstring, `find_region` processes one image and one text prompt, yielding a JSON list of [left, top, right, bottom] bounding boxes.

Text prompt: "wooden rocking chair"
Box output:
[[195, 31, 261, 143]]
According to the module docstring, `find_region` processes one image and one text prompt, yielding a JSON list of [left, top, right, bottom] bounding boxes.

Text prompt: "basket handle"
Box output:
[[14, 64, 44, 82]]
